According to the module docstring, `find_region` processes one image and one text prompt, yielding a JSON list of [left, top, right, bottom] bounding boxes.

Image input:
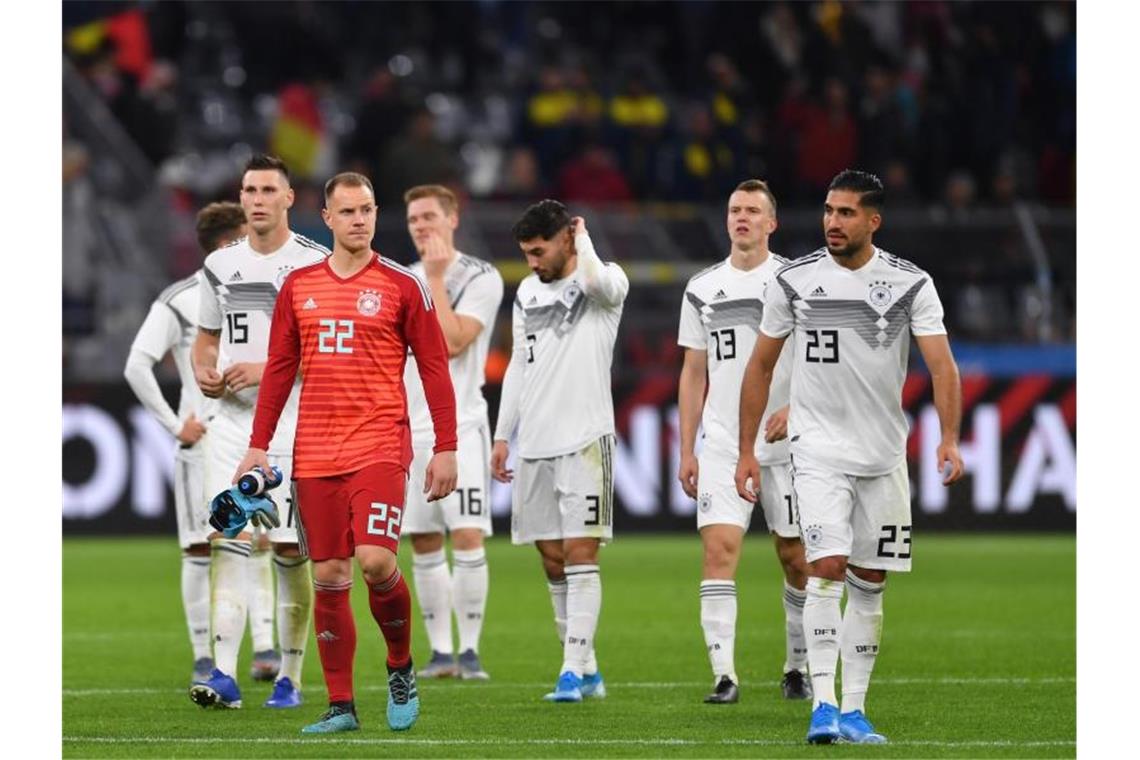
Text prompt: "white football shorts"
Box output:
[[791, 454, 913, 572], [403, 424, 493, 536], [174, 443, 210, 549], [202, 412, 300, 544], [696, 450, 798, 538], [511, 435, 615, 544]]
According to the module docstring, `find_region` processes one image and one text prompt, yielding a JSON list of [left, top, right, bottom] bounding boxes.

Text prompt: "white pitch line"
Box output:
[[61, 736, 1076, 748], [62, 676, 1075, 697]]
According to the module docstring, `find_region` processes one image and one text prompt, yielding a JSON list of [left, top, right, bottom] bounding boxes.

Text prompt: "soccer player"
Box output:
[[736, 170, 964, 744], [124, 202, 253, 684], [401, 185, 504, 680], [491, 200, 628, 702], [234, 172, 458, 734], [189, 155, 329, 710], [676, 179, 810, 705]]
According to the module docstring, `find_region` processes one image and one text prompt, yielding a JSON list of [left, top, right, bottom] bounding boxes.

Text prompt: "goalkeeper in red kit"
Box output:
[[234, 172, 458, 734]]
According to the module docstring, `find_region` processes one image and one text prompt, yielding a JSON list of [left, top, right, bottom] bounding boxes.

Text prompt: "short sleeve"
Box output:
[[199, 266, 222, 330], [910, 277, 947, 336], [760, 275, 796, 339], [677, 288, 707, 350], [454, 268, 504, 329]]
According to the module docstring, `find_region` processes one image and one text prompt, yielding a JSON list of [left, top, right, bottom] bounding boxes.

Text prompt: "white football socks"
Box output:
[[181, 553, 212, 660], [700, 579, 738, 685], [561, 564, 601, 677], [247, 548, 275, 653], [452, 548, 488, 654], [274, 554, 312, 685], [783, 581, 809, 674], [804, 576, 844, 708], [548, 576, 597, 674], [413, 549, 454, 655], [210, 538, 251, 677], [840, 571, 885, 714]]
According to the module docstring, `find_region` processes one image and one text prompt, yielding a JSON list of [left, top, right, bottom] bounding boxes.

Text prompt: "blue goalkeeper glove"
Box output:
[[209, 488, 281, 538]]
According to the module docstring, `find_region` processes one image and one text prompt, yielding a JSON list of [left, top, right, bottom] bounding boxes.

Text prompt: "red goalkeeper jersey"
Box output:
[[250, 253, 457, 478]]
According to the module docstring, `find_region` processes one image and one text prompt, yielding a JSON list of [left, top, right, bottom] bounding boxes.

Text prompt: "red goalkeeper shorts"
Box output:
[[294, 461, 408, 560]]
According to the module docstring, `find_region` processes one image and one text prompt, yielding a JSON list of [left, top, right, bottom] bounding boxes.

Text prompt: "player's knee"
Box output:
[[450, 528, 483, 552], [272, 542, 303, 559], [184, 544, 210, 558], [312, 558, 352, 586], [775, 538, 808, 574], [810, 555, 848, 581], [563, 541, 599, 567], [410, 532, 445, 555], [359, 551, 399, 585], [848, 565, 887, 585]]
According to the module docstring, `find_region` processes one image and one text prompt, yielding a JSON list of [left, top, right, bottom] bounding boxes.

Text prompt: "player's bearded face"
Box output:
[[520, 231, 572, 283], [823, 190, 878, 257], [240, 170, 294, 235]]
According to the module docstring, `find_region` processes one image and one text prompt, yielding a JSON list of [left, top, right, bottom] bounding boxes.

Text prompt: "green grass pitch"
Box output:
[[63, 534, 1074, 758]]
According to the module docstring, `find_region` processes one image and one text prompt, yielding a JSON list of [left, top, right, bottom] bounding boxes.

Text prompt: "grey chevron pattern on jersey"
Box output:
[[203, 267, 280, 314], [795, 278, 928, 349], [522, 290, 588, 337], [686, 292, 764, 331]]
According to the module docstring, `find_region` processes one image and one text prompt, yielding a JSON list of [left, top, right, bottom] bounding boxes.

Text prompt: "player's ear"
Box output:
[[321, 206, 332, 229], [869, 212, 881, 233], [284, 186, 295, 210], [768, 215, 778, 234]]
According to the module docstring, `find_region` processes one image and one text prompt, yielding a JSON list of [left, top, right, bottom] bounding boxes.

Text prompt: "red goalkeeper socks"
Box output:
[[369, 568, 412, 669]]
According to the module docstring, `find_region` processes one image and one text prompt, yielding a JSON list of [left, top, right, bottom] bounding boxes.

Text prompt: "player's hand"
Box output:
[[223, 362, 265, 393], [420, 233, 451, 280], [678, 452, 699, 499], [232, 447, 271, 485], [176, 413, 206, 446], [570, 216, 588, 239], [424, 450, 458, 502], [195, 365, 226, 398], [491, 440, 513, 483], [734, 452, 761, 503], [764, 405, 790, 443], [937, 439, 964, 485]]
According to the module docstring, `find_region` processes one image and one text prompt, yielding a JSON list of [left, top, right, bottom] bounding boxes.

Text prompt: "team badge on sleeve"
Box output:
[[357, 289, 382, 316]]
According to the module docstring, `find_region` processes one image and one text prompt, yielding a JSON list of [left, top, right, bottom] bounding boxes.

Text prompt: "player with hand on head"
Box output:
[[234, 172, 458, 734], [123, 202, 251, 684], [189, 155, 329, 710], [735, 170, 963, 744], [401, 185, 504, 681], [491, 200, 628, 702], [676, 180, 810, 706]]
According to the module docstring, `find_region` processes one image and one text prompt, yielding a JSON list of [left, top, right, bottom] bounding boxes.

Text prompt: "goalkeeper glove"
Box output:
[[209, 488, 281, 537]]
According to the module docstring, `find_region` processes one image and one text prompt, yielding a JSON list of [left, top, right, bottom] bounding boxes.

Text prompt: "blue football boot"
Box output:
[[580, 671, 606, 699], [263, 676, 302, 708], [806, 702, 841, 744], [543, 671, 583, 702], [301, 703, 360, 734], [839, 710, 888, 744], [189, 668, 242, 709], [387, 662, 420, 731]]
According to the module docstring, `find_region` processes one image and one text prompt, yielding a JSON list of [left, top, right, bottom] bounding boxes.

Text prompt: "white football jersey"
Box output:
[[761, 246, 947, 476], [199, 232, 329, 451], [495, 232, 629, 459], [678, 254, 792, 465], [405, 251, 504, 443], [129, 271, 216, 424]]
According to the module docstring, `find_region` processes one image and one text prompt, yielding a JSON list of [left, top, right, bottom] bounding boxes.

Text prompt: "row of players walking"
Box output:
[[125, 154, 963, 743]]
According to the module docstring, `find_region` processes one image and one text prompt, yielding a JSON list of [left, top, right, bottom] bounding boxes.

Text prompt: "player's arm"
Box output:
[[736, 333, 785, 502], [570, 216, 629, 308], [677, 349, 707, 499], [915, 333, 963, 485], [491, 296, 527, 483], [239, 277, 302, 481], [404, 282, 459, 501], [193, 269, 226, 398], [123, 303, 204, 444]]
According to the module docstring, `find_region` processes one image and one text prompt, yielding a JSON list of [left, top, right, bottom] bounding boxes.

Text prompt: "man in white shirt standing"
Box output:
[[401, 185, 504, 681], [737, 170, 964, 744], [124, 202, 262, 685], [491, 200, 628, 703], [189, 155, 329, 711], [677, 180, 810, 706]]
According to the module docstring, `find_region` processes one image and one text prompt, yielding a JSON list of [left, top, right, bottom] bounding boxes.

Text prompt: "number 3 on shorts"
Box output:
[[367, 502, 403, 538]]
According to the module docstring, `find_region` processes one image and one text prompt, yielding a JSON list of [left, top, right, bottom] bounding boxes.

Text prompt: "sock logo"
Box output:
[[466, 612, 482, 620], [382, 618, 407, 628], [317, 630, 339, 642], [284, 648, 304, 655], [855, 645, 879, 653], [813, 628, 838, 636], [567, 636, 589, 647]]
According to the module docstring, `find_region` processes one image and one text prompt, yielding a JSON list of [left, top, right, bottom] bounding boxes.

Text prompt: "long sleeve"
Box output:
[[574, 229, 629, 308], [493, 297, 527, 441], [404, 282, 458, 453], [250, 277, 301, 450], [124, 349, 182, 436]]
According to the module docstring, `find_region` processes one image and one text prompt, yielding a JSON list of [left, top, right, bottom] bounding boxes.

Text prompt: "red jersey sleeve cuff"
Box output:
[[249, 433, 271, 450], [432, 440, 458, 454]]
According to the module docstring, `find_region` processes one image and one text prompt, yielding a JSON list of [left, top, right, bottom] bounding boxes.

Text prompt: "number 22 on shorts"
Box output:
[[366, 502, 403, 539]]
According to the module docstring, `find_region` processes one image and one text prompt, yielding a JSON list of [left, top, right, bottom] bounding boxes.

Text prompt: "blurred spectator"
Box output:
[[857, 64, 911, 176], [943, 170, 977, 214], [608, 68, 670, 198], [493, 146, 548, 202], [377, 107, 461, 205], [795, 77, 857, 198], [345, 69, 413, 182], [556, 143, 633, 205], [670, 103, 736, 202], [882, 159, 921, 209]]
